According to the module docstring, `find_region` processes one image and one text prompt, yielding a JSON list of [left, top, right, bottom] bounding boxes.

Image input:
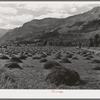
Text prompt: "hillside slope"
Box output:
[[0, 29, 9, 38], [1, 6, 100, 44]]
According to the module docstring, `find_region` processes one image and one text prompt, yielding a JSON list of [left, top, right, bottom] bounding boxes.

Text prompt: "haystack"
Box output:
[[92, 65, 100, 70], [32, 55, 41, 59], [41, 53, 47, 58], [81, 51, 87, 55], [61, 58, 71, 63], [72, 56, 78, 60], [0, 55, 9, 59], [84, 57, 91, 60], [47, 52, 51, 56], [45, 67, 81, 86], [19, 54, 27, 60], [4, 62, 22, 69], [76, 51, 81, 54], [65, 53, 73, 58], [10, 56, 22, 63], [88, 55, 94, 58], [44, 61, 61, 69], [82, 54, 88, 57], [40, 58, 48, 63], [27, 53, 32, 57], [54, 53, 61, 59], [92, 59, 100, 63]]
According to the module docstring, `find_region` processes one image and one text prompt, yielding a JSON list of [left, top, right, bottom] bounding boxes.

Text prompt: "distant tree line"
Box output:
[[89, 34, 100, 47], [37, 40, 77, 46]]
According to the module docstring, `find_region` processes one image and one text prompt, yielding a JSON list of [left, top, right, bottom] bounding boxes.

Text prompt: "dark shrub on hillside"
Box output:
[[10, 56, 22, 63], [45, 67, 81, 86], [4, 62, 22, 69], [0, 55, 9, 59], [44, 61, 61, 69]]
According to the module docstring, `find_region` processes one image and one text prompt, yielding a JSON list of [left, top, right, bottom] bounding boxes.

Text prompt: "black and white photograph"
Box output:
[[0, 1, 100, 90]]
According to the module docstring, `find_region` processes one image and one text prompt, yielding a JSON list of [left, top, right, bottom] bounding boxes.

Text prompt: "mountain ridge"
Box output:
[[1, 6, 100, 45]]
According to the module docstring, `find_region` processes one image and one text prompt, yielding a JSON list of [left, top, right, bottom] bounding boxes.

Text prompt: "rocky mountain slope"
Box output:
[[1, 6, 100, 45]]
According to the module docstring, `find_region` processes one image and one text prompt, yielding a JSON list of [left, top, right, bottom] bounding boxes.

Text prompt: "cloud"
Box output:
[[0, 18, 5, 24], [0, 13, 34, 29], [70, 7, 77, 12], [18, 2, 68, 13], [19, 2, 90, 13], [0, 2, 99, 29], [36, 12, 71, 19], [2, 14, 34, 23], [21, 3, 45, 11], [0, 23, 20, 29], [0, 7, 17, 15]]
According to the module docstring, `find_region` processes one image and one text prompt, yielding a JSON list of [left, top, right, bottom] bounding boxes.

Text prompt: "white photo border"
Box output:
[[0, 1, 99, 99]]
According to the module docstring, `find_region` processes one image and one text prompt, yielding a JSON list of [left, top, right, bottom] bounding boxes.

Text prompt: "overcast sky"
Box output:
[[0, 1, 100, 29]]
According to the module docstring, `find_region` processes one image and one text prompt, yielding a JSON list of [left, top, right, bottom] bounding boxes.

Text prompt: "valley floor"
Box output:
[[0, 46, 99, 89]]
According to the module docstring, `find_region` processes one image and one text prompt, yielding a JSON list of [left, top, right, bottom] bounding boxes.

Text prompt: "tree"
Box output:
[[89, 37, 94, 47], [94, 34, 100, 47], [78, 42, 82, 49], [48, 41, 53, 46], [43, 40, 47, 46], [59, 41, 63, 46]]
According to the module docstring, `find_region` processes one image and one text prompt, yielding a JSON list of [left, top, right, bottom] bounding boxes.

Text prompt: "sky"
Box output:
[[0, 1, 100, 29]]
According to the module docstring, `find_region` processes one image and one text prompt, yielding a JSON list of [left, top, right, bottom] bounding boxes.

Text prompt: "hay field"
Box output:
[[0, 46, 99, 89]]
